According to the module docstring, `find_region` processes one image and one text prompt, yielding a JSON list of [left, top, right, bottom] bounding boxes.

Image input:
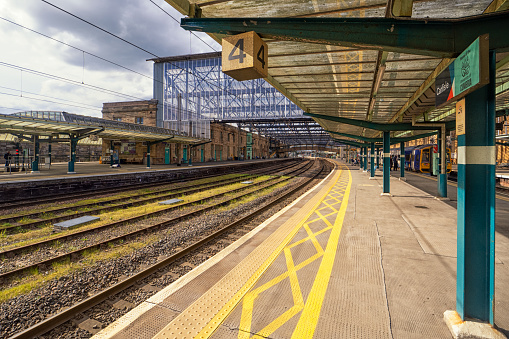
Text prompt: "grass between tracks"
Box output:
[[0, 173, 247, 221], [0, 174, 289, 303], [0, 175, 275, 252], [216, 178, 291, 212], [0, 235, 159, 304]]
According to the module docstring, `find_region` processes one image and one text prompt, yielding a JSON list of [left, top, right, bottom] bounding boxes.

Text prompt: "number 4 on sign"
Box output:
[[228, 39, 246, 63], [257, 45, 265, 69]]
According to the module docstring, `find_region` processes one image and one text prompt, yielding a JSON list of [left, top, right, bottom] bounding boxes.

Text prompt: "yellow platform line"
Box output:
[[290, 169, 352, 339], [152, 166, 343, 339], [237, 171, 350, 339]]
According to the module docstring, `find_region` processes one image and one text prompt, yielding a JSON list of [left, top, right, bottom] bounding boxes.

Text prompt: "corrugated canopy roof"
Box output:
[[165, 0, 509, 146], [0, 111, 202, 143]]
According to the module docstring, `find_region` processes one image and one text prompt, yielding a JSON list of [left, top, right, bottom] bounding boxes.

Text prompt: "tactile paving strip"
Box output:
[[152, 167, 344, 339]]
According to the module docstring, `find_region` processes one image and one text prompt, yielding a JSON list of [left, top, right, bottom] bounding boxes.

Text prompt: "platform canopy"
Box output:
[[0, 111, 204, 144], [168, 0, 509, 145]]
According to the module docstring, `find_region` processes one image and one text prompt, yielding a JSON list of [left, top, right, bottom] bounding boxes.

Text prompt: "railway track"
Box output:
[[0, 160, 295, 210], [0, 160, 313, 283], [6, 159, 333, 339], [0, 161, 299, 233]]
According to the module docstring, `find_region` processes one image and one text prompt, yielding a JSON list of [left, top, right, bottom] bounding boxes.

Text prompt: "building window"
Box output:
[[136, 117, 144, 124], [113, 117, 121, 121]]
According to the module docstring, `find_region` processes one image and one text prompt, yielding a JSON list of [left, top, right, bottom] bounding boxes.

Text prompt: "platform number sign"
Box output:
[[222, 31, 268, 81]]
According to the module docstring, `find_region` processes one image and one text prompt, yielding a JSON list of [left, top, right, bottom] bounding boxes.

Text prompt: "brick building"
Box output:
[[101, 100, 269, 165]]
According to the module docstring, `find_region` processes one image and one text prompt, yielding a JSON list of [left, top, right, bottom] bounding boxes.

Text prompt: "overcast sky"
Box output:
[[0, 0, 220, 117]]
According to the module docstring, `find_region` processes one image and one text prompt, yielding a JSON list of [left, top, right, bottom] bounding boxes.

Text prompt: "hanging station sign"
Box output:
[[435, 34, 489, 108], [222, 31, 268, 81]]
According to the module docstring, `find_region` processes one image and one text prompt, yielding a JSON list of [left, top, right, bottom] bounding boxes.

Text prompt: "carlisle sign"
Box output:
[[435, 34, 489, 108]]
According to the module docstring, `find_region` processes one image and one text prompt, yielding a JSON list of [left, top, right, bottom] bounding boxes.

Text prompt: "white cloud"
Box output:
[[0, 0, 220, 117]]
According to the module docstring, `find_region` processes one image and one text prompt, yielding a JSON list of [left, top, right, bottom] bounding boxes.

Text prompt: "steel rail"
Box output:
[[0, 160, 292, 209], [8, 159, 333, 339], [0, 161, 298, 229], [0, 161, 315, 283], [0, 161, 308, 260]]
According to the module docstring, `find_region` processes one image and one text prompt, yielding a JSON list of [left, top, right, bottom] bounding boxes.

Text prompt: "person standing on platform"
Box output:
[[390, 155, 393, 171], [393, 155, 399, 171], [4, 151, 10, 167]]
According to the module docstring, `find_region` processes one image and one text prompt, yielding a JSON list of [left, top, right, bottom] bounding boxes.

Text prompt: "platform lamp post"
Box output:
[[382, 131, 390, 195]]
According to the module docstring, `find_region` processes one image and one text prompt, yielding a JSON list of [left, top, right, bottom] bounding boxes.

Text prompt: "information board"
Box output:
[[456, 98, 466, 136], [435, 34, 489, 108]]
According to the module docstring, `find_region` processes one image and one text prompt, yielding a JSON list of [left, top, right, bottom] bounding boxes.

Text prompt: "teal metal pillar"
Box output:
[[456, 51, 496, 324], [32, 136, 40, 172], [68, 136, 77, 174], [189, 145, 193, 166], [363, 147, 368, 171], [110, 140, 114, 166], [146, 142, 151, 168], [165, 147, 170, 164], [359, 148, 363, 168], [438, 127, 448, 197], [376, 147, 380, 168], [400, 142, 405, 179], [48, 137, 52, 165], [382, 132, 390, 194], [370, 142, 375, 177]]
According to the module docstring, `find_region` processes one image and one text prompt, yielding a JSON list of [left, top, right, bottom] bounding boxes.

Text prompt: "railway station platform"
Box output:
[[93, 159, 509, 339], [0, 159, 272, 183]]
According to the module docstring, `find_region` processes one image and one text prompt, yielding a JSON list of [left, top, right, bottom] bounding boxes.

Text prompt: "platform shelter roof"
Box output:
[[0, 111, 203, 144], [166, 0, 509, 145]]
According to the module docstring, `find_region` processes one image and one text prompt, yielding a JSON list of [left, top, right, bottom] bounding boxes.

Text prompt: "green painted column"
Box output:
[[67, 137, 77, 174], [382, 132, 390, 195], [376, 147, 380, 168], [110, 140, 114, 166], [363, 147, 368, 171], [438, 127, 447, 197], [400, 142, 405, 179], [359, 147, 364, 169], [32, 136, 40, 172], [146, 143, 151, 168], [48, 138, 52, 165], [165, 147, 170, 164], [456, 51, 496, 324], [370, 142, 375, 177], [189, 146, 193, 166]]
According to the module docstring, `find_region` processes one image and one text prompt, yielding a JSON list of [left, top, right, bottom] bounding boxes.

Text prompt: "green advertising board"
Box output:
[[435, 34, 489, 108]]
